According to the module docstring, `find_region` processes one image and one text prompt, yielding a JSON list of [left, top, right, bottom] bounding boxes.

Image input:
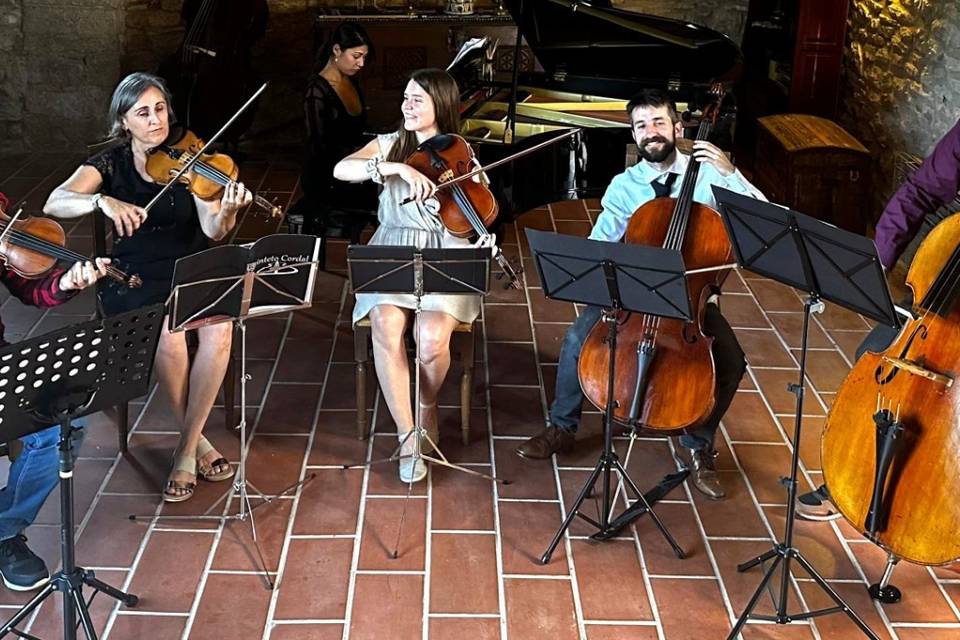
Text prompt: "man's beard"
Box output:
[[638, 135, 676, 163]]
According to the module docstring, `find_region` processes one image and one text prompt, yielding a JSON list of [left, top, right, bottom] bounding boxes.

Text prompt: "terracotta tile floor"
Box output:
[[1, 154, 958, 639]]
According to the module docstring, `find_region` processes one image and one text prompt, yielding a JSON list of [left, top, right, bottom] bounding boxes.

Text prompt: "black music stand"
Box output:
[[346, 245, 508, 557], [526, 229, 689, 564], [0, 304, 165, 640], [130, 234, 322, 589], [713, 187, 897, 639]]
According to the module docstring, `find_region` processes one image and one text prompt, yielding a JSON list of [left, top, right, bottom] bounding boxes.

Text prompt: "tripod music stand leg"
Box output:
[[738, 546, 780, 573], [612, 458, 684, 558], [83, 572, 138, 607], [727, 552, 784, 639], [72, 588, 98, 640], [792, 550, 880, 639], [391, 429, 424, 560], [541, 462, 604, 565], [0, 581, 55, 636], [422, 435, 508, 483]]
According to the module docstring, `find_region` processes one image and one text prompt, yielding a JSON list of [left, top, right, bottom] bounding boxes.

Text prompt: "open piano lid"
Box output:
[[504, 0, 740, 94]]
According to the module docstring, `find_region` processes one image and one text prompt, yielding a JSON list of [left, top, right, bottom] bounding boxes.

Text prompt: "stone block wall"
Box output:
[[840, 0, 960, 220], [0, 0, 25, 149], [3, 1, 125, 154]]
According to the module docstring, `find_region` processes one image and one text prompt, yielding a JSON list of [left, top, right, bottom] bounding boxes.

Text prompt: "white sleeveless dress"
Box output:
[[352, 132, 481, 325]]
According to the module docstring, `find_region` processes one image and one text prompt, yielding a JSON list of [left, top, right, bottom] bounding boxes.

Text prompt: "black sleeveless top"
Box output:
[[84, 143, 209, 313]]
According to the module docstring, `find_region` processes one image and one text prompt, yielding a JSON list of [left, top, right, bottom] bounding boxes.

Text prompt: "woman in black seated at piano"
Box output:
[[292, 22, 374, 235]]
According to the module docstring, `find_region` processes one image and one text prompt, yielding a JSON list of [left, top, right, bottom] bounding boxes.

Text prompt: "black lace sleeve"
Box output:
[[303, 79, 331, 160], [83, 145, 119, 192]]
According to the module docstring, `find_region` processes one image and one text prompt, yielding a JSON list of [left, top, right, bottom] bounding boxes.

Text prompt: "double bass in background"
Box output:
[[577, 89, 736, 434], [157, 0, 269, 143], [821, 214, 960, 569]]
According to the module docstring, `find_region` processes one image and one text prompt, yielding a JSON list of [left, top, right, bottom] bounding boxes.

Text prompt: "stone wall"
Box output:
[[2, 1, 125, 154], [0, 0, 25, 151], [840, 0, 960, 221]]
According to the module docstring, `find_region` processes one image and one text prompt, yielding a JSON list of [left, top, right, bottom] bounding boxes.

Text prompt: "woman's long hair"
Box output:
[[386, 69, 460, 163], [317, 22, 374, 71]]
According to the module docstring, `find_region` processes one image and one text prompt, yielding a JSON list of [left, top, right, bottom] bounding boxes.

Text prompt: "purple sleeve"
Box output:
[[874, 119, 960, 268]]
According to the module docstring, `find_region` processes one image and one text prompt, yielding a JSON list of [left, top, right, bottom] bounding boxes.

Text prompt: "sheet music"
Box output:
[[447, 37, 489, 71]]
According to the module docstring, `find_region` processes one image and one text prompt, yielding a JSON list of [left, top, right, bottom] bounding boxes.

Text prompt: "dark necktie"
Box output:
[[651, 172, 678, 198]]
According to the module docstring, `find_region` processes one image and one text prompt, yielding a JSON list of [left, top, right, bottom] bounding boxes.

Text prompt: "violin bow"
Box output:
[[400, 128, 582, 206], [143, 82, 269, 214]]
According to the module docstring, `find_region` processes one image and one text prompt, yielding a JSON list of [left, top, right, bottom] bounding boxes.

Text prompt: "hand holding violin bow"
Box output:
[[97, 195, 147, 238]]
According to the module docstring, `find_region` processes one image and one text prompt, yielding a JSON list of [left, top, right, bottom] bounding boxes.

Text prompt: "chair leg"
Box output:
[[117, 403, 129, 455], [460, 328, 476, 446], [460, 366, 472, 446], [355, 326, 371, 440], [224, 337, 236, 433]]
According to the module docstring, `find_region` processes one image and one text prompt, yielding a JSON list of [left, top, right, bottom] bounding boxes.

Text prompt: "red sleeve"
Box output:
[[0, 265, 77, 309]]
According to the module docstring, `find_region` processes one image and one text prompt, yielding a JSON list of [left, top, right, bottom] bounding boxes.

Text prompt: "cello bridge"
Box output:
[[879, 355, 953, 388]]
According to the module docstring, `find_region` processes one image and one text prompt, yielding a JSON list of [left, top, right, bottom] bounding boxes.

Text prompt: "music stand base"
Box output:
[[344, 427, 507, 485], [128, 317, 315, 590], [1, 423, 137, 640], [729, 544, 880, 638], [540, 450, 686, 565], [728, 299, 879, 640]]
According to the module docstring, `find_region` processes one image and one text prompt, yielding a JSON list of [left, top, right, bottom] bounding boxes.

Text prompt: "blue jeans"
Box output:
[[549, 303, 745, 451], [0, 423, 85, 541]]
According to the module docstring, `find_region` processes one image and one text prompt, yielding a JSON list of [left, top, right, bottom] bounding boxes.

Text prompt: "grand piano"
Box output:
[[450, 0, 742, 219]]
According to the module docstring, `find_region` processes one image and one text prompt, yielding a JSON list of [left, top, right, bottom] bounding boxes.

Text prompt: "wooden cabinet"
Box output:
[[753, 114, 870, 234], [788, 0, 849, 117], [740, 0, 850, 121]]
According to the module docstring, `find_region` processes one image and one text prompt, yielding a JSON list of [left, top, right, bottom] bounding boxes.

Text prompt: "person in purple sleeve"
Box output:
[[0, 191, 111, 592], [797, 118, 960, 521]]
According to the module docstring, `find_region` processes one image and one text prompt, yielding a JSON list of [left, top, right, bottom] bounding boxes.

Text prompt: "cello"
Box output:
[[157, 0, 269, 142], [821, 214, 960, 568], [577, 89, 733, 432]]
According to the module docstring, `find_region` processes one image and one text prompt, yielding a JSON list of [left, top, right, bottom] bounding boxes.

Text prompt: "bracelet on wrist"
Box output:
[[365, 157, 385, 184]]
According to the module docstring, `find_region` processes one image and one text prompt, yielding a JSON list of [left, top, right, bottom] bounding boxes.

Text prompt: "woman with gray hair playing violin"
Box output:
[[43, 72, 253, 504]]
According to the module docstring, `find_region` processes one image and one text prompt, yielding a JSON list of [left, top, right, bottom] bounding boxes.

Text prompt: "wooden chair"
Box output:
[[353, 317, 476, 445], [92, 212, 237, 454]]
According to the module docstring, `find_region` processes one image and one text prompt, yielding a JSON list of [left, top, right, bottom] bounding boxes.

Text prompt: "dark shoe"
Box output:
[[0, 534, 49, 592], [516, 427, 575, 460], [796, 484, 841, 521], [687, 448, 725, 500]]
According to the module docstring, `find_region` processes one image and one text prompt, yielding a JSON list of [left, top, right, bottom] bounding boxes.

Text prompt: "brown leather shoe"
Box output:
[[688, 448, 725, 500], [516, 427, 575, 460]]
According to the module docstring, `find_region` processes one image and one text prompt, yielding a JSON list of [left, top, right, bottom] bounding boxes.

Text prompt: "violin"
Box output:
[[145, 129, 281, 218], [0, 203, 141, 288], [821, 214, 960, 566], [405, 134, 522, 289], [577, 87, 732, 432]]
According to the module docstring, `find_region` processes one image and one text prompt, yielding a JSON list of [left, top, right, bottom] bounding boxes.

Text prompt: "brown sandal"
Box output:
[[196, 436, 234, 482], [163, 454, 197, 503]]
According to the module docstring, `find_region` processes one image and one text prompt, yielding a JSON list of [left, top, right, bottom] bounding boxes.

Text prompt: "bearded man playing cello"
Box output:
[[515, 89, 766, 500]]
